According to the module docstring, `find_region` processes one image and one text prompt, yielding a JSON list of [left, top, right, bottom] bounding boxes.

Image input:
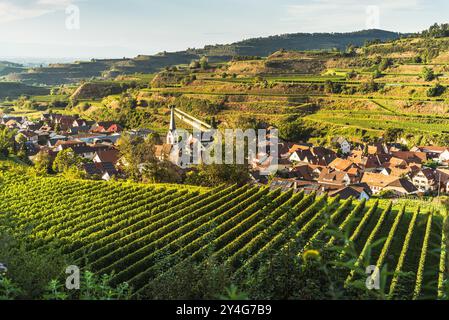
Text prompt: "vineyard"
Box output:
[[0, 170, 447, 300]]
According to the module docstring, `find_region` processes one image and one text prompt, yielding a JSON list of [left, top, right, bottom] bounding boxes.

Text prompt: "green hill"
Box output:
[[0, 82, 49, 99], [3, 29, 401, 86], [193, 29, 402, 57]]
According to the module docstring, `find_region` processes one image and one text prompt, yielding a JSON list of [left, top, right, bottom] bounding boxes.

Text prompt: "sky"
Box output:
[[0, 0, 448, 60]]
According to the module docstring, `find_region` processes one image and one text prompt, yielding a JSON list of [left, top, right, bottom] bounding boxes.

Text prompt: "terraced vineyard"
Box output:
[[0, 171, 447, 299]]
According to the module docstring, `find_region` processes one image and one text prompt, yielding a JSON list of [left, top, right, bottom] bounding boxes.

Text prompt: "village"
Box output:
[[2, 108, 449, 202]]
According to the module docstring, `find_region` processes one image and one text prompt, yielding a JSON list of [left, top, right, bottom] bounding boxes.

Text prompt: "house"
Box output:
[[54, 140, 87, 152], [68, 126, 91, 135], [72, 119, 88, 127], [47, 135, 68, 147], [17, 130, 38, 143], [288, 164, 322, 181], [20, 120, 42, 131], [412, 168, 437, 193], [155, 144, 174, 161], [392, 151, 427, 165], [317, 168, 351, 187], [384, 178, 418, 196], [412, 146, 449, 162], [269, 178, 297, 192], [329, 158, 358, 172], [55, 115, 77, 131], [361, 172, 399, 194], [367, 143, 389, 155], [329, 186, 371, 201], [380, 166, 412, 178], [348, 150, 386, 172], [288, 147, 314, 163], [311, 147, 337, 166], [436, 168, 449, 193], [332, 137, 351, 155], [83, 162, 118, 181], [93, 149, 120, 165], [288, 146, 336, 166], [107, 124, 123, 133], [91, 122, 122, 133]]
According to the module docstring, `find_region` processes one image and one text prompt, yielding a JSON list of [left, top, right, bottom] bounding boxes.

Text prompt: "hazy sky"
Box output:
[[0, 0, 448, 60]]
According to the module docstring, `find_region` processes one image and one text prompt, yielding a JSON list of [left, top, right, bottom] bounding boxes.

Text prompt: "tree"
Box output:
[[427, 83, 445, 97], [278, 120, 314, 142], [0, 126, 15, 158], [189, 60, 200, 69], [200, 56, 209, 70], [324, 80, 342, 94], [52, 148, 81, 174], [142, 160, 182, 184], [378, 58, 393, 71], [383, 128, 404, 143], [422, 67, 435, 82], [34, 151, 52, 176], [185, 163, 250, 187], [345, 44, 356, 57], [424, 160, 439, 169], [117, 134, 157, 181]]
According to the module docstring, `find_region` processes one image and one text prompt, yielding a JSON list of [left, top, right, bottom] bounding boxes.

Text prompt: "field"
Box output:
[[0, 169, 446, 299]]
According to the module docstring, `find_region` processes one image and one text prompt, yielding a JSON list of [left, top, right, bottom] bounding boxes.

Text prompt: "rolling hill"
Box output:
[[3, 29, 401, 86]]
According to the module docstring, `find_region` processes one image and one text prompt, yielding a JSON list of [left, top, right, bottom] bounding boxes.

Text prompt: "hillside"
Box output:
[[192, 29, 402, 57], [0, 82, 49, 99], [0, 169, 445, 299], [0, 61, 24, 77], [3, 29, 401, 86], [120, 32, 449, 146]]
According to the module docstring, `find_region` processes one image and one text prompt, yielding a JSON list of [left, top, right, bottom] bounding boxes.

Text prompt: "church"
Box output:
[[155, 106, 215, 168]]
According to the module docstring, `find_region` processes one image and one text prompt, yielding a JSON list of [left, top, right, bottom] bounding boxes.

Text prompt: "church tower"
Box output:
[[166, 106, 178, 145]]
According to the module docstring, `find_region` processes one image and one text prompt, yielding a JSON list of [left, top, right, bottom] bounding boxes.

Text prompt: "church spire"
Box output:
[[169, 106, 176, 132], [167, 106, 178, 145]]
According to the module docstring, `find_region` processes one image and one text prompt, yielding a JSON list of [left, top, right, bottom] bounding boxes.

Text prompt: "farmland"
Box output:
[[0, 166, 446, 299]]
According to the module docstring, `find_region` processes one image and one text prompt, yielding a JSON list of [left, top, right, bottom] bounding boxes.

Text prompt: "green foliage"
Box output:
[[421, 23, 449, 38], [424, 160, 439, 169], [185, 164, 250, 187], [427, 83, 445, 97], [34, 151, 52, 176], [200, 56, 209, 70], [52, 148, 82, 174], [278, 119, 316, 142], [383, 128, 404, 143], [422, 67, 436, 82], [324, 80, 343, 94], [0, 126, 16, 158], [378, 58, 393, 71]]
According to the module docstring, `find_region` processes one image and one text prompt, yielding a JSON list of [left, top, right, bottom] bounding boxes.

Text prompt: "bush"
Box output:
[[427, 84, 445, 97], [422, 67, 436, 82]]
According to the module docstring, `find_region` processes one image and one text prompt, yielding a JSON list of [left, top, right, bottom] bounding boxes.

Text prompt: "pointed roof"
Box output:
[[169, 107, 176, 131]]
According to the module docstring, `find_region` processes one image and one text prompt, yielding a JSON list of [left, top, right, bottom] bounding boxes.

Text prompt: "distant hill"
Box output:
[[4, 29, 402, 85], [0, 82, 49, 99], [0, 61, 24, 77], [190, 29, 403, 57]]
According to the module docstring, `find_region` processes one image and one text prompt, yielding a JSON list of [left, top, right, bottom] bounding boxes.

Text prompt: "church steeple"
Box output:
[[167, 106, 178, 145], [169, 106, 176, 131]]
